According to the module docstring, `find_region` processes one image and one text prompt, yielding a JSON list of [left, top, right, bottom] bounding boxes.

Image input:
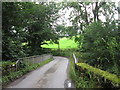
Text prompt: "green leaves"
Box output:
[[2, 2, 60, 60], [77, 21, 120, 75]]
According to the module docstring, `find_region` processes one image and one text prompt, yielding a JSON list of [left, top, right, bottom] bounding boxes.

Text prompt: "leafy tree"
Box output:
[[24, 2, 60, 55], [2, 2, 27, 61], [2, 2, 60, 60], [79, 21, 120, 75], [64, 2, 119, 74]]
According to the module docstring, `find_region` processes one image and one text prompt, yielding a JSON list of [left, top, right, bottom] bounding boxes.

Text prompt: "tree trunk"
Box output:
[[85, 7, 89, 24], [93, 2, 106, 22]]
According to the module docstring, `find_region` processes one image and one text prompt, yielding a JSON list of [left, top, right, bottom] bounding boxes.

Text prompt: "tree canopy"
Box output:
[[2, 2, 120, 75], [2, 2, 60, 61]]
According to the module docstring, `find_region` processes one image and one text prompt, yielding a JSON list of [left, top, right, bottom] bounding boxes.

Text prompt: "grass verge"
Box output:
[[1, 58, 53, 87], [69, 55, 97, 88]]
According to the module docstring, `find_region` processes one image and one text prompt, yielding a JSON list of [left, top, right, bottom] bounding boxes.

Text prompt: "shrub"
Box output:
[[1, 61, 16, 76]]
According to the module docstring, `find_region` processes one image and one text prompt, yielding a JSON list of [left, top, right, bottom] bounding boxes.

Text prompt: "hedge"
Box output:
[[76, 63, 120, 85]]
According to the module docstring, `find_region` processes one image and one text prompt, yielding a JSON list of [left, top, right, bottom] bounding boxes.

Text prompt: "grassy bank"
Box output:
[[69, 54, 97, 88], [1, 58, 53, 87]]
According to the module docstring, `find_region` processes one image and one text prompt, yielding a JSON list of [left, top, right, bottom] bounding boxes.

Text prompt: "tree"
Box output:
[[2, 2, 60, 61], [78, 21, 119, 74], [2, 2, 27, 61], [92, 2, 106, 22], [65, 2, 119, 74], [24, 2, 60, 55]]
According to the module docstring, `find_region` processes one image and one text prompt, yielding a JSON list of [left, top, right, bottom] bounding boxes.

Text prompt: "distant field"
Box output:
[[41, 37, 78, 49]]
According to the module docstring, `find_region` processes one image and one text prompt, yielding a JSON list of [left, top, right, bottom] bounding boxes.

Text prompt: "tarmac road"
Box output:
[[6, 56, 70, 88]]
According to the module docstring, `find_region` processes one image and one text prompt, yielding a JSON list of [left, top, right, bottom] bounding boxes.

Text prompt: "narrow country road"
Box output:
[[6, 56, 69, 88]]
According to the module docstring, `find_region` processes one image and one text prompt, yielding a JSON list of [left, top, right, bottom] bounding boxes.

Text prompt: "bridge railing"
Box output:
[[15, 54, 53, 71], [72, 53, 120, 88], [72, 53, 78, 69]]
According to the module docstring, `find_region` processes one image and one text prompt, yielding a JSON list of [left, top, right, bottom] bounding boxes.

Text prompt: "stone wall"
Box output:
[[23, 54, 53, 64]]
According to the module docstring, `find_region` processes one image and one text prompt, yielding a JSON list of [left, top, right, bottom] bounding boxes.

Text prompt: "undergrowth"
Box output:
[[1, 58, 52, 87], [69, 55, 97, 88]]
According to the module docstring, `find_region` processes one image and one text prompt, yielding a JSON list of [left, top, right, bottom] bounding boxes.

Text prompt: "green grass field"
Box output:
[[41, 37, 78, 49]]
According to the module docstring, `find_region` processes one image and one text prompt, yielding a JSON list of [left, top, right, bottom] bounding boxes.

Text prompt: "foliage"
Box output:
[[2, 2, 120, 88], [2, 2, 28, 61], [69, 54, 97, 88], [77, 63, 120, 85], [50, 49, 76, 57], [64, 2, 119, 75], [23, 2, 60, 55], [60, 2, 119, 76], [41, 37, 78, 49], [78, 21, 120, 75], [2, 2, 60, 61], [69, 55, 120, 88], [2, 58, 52, 86], [1, 61, 16, 76]]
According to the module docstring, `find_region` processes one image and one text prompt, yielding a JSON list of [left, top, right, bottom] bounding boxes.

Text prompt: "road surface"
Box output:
[[6, 56, 70, 88]]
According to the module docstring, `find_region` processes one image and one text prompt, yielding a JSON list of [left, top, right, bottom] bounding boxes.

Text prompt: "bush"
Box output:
[[1, 61, 16, 76]]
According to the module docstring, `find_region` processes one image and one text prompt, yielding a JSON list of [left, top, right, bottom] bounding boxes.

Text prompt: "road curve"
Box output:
[[6, 56, 69, 88]]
